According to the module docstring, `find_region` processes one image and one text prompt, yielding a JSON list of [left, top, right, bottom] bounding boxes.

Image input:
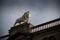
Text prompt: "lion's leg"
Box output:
[[26, 18, 29, 23]]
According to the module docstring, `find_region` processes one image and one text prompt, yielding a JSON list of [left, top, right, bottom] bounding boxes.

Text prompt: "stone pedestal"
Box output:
[[8, 22, 33, 40]]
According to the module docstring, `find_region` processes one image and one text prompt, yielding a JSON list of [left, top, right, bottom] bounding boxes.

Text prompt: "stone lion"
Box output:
[[14, 11, 31, 26]]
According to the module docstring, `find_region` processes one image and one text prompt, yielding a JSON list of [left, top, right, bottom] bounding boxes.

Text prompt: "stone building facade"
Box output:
[[7, 18, 60, 40], [0, 18, 60, 40]]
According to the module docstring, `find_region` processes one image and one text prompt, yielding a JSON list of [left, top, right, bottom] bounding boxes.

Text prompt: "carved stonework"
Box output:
[[7, 16, 60, 40], [14, 11, 31, 26], [9, 22, 34, 37]]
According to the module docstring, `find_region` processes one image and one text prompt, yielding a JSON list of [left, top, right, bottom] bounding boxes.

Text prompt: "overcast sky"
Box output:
[[0, 0, 60, 36]]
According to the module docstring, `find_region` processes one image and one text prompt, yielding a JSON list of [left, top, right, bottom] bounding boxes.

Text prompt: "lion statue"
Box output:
[[14, 11, 31, 26]]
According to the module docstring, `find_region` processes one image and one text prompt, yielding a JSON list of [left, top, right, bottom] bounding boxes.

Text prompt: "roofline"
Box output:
[[31, 25, 60, 37], [0, 35, 9, 39], [31, 18, 60, 29]]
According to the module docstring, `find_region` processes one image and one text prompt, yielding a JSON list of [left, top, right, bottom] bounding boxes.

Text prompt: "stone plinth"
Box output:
[[8, 22, 33, 37]]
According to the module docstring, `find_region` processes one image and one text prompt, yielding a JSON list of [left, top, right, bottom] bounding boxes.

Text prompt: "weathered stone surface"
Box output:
[[7, 18, 60, 40]]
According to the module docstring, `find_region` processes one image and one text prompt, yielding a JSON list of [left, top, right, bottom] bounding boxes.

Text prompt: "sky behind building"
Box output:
[[0, 0, 60, 36]]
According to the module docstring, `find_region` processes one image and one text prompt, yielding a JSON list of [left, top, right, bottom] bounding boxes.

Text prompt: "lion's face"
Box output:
[[25, 11, 31, 18], [29, 13, 31, 17], [27, 11, 31, 17]]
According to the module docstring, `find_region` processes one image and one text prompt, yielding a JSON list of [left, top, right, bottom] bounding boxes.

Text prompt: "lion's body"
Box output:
[[14, 11, 30, 26]]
